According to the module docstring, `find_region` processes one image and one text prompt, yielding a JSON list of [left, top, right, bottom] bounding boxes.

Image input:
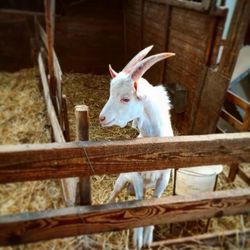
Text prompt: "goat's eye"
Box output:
[[121, 98, 130, 103]]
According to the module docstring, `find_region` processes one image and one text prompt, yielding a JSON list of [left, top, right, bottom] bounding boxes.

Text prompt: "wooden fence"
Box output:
[[0, 0, 250, 248]]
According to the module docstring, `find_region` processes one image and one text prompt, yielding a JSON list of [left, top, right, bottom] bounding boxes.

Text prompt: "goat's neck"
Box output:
[[136, 89, 173, 137]]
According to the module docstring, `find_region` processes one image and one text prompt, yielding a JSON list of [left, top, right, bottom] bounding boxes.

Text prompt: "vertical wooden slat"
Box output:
[[75, 105, 91, 205], [228, 163, 239, 182], [44, 0, 57, 111], [62, 95, 70, 142], [162, 4, 171, 83], [219, 0, 250, 78]]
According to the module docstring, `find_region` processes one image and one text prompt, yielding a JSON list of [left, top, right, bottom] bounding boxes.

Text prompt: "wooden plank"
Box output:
[[55, 13, 124, 73], [219, 0, 250, 78], [226, 90, 250, 111], [0, 9, 44, 17], [221, 109, 243, 131], [124, 0, 143, 62], [0, 188, 249, 246], [227, 163, 239, 182], [0, 14, 33, 71], [62, 95, 70, 141], [37, 20, 62, 119], [75, 105, 91, 206], [149, 0, 212, 12], [0, 132, 250, 183], [143, 1, 169, 83], [151, 228, 250, 249], [38, 52, 77, 206], [44, 0, 56, 99], [238, 167, 250, 186], [38, 53, 64, 143], [191, 67, 229, 134]]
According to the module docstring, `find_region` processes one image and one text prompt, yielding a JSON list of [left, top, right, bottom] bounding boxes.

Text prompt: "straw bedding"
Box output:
[[0, 68, 249, 249]]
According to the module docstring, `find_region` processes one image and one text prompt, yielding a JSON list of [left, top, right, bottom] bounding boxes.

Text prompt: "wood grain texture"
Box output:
[[0, 133, 250, 183], [0, 188, 249, 246], [0, 13, 33, 71], [191, 68, 229, 134], [75, 105, 91, 206], [149, 0, 212, 12], [219, 0, 250, 78], [151, 228, 250, 249], [39, 52, 77, 206]]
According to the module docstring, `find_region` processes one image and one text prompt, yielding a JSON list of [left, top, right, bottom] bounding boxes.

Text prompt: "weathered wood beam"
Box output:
[[238, 166, 250, 186], [226, 90, 250, 111], [149, 0, 212, 12], [75, 105, 91, 205], [151, 227, 250, 249], [0, 133, 250, 183], [221, 109, 243, 131], [0, 9, 44, 16], [37, 20, 63, 121], [38, 52, 77, 206], [0, 188, 249, 246], [219, 0, 250, 78], [44, 0, 56, 96], [38, 53, 64, 142]]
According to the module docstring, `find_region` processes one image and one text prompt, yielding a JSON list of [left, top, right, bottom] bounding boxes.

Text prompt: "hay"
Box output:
[[0, 69, 249, 249]]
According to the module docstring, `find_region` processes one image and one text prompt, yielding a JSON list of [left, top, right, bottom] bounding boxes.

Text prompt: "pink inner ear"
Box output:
[[134, 81, 138, 91]]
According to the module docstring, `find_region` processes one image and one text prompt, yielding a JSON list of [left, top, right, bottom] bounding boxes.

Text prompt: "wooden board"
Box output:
[[0, 188, 249, 246], [0, 13, 33, 71], [0, 132, 250, 183]]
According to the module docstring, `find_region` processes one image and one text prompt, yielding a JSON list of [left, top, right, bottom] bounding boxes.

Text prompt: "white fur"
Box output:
[[100, 74, 172, 249]]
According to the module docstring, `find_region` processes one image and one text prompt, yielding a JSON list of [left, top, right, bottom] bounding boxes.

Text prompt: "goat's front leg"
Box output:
[[153, 170, 171, 198], [142, 171, 171, 248], [108, 174, 128, 203], [131, 174, 144, 250]]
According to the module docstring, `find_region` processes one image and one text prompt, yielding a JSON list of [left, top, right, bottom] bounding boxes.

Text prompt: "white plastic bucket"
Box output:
[[175, 165, 223, 195]]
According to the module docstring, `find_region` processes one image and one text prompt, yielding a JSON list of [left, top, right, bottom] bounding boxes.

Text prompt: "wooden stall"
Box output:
[[0, 0, 250, 249]]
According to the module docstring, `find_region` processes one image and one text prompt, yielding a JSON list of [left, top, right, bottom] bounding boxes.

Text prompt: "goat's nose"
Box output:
[[99, 115, 106, 123]]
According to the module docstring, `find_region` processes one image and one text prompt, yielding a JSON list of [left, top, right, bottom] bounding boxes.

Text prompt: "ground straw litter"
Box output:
[[0, 68, 249, 249]]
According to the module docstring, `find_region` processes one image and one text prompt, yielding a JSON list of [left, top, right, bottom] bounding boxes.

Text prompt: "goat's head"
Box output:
[[99, 46, 175, 128]]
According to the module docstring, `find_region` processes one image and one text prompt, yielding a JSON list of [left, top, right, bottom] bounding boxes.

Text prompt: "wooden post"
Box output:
[[228, 163, 239, 182], [44, 0, 57, 113], [75, 105, 91, 205], [62, 95, 70, 142]]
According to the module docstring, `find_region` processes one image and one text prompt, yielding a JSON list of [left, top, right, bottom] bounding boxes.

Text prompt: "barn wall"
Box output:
[[0, 13, 34, 71], [0, 0, 124, 74], [124, 0, 231, 134], [54, 0, 124, 73]]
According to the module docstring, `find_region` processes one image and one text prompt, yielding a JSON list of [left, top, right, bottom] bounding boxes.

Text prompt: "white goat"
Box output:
[[99, 45, 174, 249]]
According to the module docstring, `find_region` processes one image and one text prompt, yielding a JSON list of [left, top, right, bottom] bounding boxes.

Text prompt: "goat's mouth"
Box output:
[[100, 119, 115, 127]]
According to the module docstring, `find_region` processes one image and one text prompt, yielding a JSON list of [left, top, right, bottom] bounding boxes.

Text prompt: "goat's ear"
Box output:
[[109, 64, 118, 78], [134, 81, 146, 100]]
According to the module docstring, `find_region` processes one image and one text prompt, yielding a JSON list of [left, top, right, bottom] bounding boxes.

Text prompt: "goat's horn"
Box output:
[[122, 45, 153, 73], [130, 52, 175, 81], [109, 64, 118, 78]]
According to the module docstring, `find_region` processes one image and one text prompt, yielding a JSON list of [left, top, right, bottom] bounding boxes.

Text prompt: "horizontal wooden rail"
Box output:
[[221, 108, 243, 131], [226, 90, 250, 111], [238, 166, 250, 186], [151, 228, 250, 249], [0, 8, 45, 16], [0, 133, 250, 183], [150, 0, 209, 11], [0, 188, 249, 246]]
